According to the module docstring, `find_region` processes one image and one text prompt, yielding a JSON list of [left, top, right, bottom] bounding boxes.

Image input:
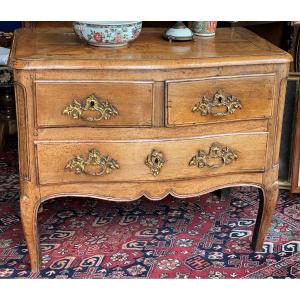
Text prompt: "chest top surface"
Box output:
[[9, 27, 291, 70]]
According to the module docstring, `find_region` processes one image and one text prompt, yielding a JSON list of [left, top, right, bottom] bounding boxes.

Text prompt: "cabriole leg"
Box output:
[[20, 195, 41, 272], [251, 183, 279, 251]]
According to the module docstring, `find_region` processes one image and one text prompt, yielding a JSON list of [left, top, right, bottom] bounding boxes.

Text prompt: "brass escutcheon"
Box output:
[[192, 90, 242, 117], [63, 94, 119, 122], [145, 149, 165, 176]]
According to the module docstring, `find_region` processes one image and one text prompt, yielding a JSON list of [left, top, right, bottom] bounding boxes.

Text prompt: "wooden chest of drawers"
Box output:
[[9, 27, 291, 272]]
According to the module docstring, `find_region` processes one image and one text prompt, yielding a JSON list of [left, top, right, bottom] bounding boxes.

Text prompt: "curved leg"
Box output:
[[251, 183, 279, 251], [20, 195, 41, 272]]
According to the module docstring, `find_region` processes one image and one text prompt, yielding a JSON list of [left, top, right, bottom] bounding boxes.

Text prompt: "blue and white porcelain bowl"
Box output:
[[73, 21, 143, 47]]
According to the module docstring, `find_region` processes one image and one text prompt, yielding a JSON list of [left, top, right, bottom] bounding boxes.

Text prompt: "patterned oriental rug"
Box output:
[[0, 138, 299, 279]]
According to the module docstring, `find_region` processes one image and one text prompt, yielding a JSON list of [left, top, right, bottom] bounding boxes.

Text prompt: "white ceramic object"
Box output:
[[0, 47, 10, 65], [73, 21, 143, 47], [164, 22, 193, 41], [165, 27, 193, 38]]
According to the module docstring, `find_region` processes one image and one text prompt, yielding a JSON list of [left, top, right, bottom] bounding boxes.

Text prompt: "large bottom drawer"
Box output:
[[36, 132, 268, 185]]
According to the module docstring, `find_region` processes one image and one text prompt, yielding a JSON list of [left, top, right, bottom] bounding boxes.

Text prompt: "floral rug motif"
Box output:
[[0, 138, 299, 279]]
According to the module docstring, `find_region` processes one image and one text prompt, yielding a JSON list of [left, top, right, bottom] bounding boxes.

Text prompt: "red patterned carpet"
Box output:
[[0, 138, 299, 279]]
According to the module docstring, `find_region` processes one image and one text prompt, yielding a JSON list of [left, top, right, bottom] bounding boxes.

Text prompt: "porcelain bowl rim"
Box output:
[[73, 21, 142, 26]]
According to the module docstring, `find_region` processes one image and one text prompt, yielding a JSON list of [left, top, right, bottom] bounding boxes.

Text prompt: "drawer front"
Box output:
[[35, 81, 154, 127], [36, 133, 267, 185], [166, 75, 275, 126]]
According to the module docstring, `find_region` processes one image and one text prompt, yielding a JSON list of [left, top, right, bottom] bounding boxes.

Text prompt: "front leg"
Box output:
[[251, 182, 279, 251], [20, 195, 41, 272]]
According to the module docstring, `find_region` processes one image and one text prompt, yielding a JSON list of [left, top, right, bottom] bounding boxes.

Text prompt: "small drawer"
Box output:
[[35, 81, 154, 128], [36, 132, 267, 185], [166, 75, 275, 126]]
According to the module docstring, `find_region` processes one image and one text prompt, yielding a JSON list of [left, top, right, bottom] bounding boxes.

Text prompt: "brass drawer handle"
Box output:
[[145, 149, 165, 176], [189, 142, 238, 169], [63, 94, 119, 122], [192, 90, 242, 117], [65, 148, 119, 176]]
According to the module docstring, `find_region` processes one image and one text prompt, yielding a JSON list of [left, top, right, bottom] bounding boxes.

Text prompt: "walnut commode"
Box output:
[[9, 27, 291, 272]]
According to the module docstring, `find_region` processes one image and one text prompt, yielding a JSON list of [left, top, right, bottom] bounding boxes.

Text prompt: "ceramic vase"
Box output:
[[193, 21, 218, 37]]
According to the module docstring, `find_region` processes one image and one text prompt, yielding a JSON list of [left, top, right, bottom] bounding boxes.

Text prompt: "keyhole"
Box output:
[[90, 100, 95, 107], [218, 96, 223, 102], [154, 157, 160, 165]]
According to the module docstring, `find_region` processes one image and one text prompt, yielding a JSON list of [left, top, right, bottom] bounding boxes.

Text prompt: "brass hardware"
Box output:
[[192, 90, 242, 117], [189, 143, 238, 169], [63, 94, 119, 122], [65, 148, 119, 176], [145, 149, 165, 176]]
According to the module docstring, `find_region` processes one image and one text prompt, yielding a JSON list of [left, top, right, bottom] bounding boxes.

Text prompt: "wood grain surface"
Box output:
[[9, 27, 291, 272]]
